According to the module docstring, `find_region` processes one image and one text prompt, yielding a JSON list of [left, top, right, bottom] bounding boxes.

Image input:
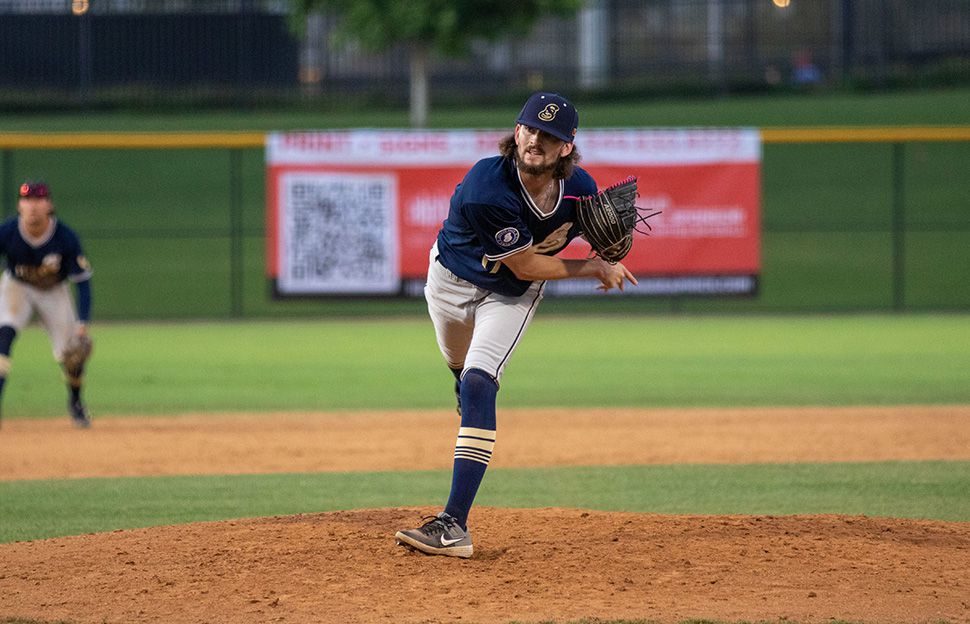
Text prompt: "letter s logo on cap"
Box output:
[[538, 104, 559, 121]]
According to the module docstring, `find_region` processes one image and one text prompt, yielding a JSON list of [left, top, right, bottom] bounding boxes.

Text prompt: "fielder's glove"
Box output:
[[575, 176, 661, 264], [62, 333, 93, 378]]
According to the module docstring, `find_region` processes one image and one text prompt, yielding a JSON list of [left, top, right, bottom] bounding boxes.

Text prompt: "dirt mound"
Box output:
[[2, 507, 969, 624], [3, 406, 969, 622]]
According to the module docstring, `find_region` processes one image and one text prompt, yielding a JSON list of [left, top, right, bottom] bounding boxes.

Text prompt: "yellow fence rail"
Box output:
[[1, 127, 969, 149], [760, 127, 970, 143], [0, 132, 265, 149]]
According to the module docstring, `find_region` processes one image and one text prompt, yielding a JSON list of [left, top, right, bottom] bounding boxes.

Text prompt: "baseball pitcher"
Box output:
[[395, 92, 649, 557]]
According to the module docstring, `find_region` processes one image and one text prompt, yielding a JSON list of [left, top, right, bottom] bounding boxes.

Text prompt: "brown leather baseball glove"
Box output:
[[575, 176, 661, 263]]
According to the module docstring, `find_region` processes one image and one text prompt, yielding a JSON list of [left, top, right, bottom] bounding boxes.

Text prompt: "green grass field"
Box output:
[[1, 314, 968, 544], [2, 86, 969, 131], [3, 461, 968, 544], [4, 314, 970, 417]]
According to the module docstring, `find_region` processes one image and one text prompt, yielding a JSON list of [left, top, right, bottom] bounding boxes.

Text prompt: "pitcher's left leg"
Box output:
[[443, 368, 498, 529], [443, 282, 544, 529]]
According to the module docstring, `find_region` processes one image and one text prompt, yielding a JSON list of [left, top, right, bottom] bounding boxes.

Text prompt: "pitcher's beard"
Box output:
[[516, 156, 556, 177]]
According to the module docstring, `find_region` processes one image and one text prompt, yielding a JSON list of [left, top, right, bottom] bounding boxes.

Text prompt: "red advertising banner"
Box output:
[[266, 129, 760, 296]]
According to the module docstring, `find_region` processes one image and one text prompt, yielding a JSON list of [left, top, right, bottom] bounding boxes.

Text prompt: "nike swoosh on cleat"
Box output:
[[440, 536, 464, 546]]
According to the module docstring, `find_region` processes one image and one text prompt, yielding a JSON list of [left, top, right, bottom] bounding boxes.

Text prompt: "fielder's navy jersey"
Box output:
[[436, 156, 597, 297], [0, 217, 92, 290]]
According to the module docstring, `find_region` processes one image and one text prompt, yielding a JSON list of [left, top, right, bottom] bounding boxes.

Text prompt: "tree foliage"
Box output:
[[291, 0, 582, 55]]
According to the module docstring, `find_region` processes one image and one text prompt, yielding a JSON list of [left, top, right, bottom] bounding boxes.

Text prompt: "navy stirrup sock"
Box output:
[[0, 326, 17, 399], [444, 368, 498, 529], [0, 326, 16, 356]]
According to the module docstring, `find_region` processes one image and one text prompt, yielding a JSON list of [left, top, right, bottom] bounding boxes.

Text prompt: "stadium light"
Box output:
[[772, 0, 791, 7], [72, 0, 90, 16]]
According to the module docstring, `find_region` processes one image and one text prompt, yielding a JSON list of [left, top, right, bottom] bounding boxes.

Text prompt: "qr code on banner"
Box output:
[[278, 172, 399, 294]]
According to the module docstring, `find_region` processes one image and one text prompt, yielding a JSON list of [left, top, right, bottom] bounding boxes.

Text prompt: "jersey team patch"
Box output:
[[495, 227, 520, 248]]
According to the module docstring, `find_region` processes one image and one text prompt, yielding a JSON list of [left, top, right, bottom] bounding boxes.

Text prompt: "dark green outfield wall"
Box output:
[[2, 139, 968, 319]]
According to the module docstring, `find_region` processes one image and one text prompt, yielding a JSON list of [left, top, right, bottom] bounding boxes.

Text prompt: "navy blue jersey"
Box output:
[[0, 217, 92, 290], [436, 156, 597, 296]]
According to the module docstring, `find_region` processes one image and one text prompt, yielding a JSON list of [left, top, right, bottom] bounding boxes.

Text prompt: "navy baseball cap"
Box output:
[[18, 180, 50, 199], [516, 92, 579, 143]]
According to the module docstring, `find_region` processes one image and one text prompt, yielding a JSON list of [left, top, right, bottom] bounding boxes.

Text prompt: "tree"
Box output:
[[291, 0, 583, 127]]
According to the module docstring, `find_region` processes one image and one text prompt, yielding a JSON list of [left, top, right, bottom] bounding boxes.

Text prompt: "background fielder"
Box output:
[[395, 92, 637, 558], [0, 181, 93, 428]]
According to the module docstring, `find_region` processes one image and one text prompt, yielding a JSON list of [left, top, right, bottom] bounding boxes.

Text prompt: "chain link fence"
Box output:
[[1, 0, 967, 108]]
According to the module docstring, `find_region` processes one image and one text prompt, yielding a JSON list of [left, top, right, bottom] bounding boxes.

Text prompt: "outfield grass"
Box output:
[[2, 461, 967, 543], [2, 87, 969, 131], [3, 314, 969, 418]]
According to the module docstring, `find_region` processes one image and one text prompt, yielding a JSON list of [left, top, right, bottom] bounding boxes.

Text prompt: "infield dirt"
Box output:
[[2, 405, 969, 623]]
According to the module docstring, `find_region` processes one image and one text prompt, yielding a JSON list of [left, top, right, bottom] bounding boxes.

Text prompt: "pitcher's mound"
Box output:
[[2, 507, 969, 624]]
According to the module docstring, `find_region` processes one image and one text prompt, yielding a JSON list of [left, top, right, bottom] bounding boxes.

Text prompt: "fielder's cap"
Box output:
[[18, 180, 50, 199], [516, 91, 579, 143]]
